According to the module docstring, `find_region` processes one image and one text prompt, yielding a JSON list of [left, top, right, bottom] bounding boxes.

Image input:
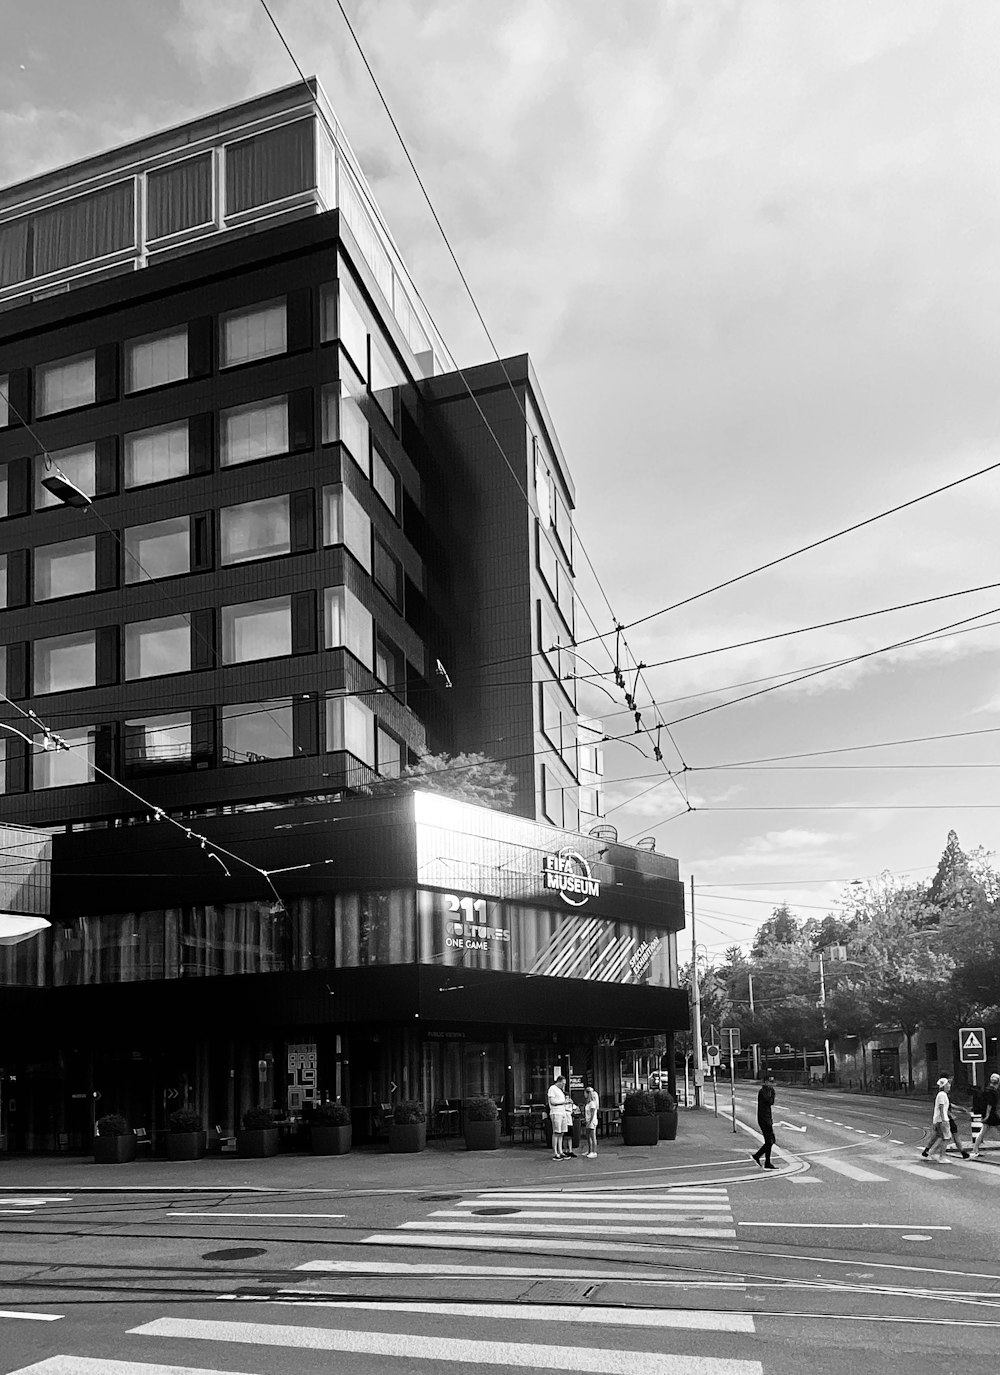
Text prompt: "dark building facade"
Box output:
[[0, 81, 686, 1150]]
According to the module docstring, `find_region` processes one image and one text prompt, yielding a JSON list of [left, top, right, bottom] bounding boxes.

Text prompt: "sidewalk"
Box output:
[[0, 1107, 793, 1193]]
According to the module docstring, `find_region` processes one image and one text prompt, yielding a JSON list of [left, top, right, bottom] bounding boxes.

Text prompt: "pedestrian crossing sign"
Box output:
[[959, 1026, 987, 1062]]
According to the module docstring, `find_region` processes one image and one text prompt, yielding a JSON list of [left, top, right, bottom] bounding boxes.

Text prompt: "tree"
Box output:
[[928, 829, 973, 910], [750, 904, 800, 958], [366, 751, 516, 810]]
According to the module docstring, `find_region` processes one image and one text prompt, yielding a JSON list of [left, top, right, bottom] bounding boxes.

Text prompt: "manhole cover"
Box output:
[[472, 1207, 520, 1216], [201, 1247, 267, 1261], [525, 1281, 600, 1304], [419, 1194, 462, 1202]]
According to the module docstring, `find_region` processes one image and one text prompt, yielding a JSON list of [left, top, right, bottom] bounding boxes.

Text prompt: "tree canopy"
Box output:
[[365, 751, 516, 811]]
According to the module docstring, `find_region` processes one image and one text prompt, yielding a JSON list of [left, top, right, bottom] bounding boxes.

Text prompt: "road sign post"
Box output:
[[960, 1026, 987, 1091], [724, 1028, 741, 1134]]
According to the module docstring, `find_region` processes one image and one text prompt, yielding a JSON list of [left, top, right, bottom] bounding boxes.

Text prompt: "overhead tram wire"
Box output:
[[575, 452, 1000, 649], [256, 0, 690, 810]]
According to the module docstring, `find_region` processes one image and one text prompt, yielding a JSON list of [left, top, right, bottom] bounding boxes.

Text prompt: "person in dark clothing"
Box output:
[[972, 1073, 1000, 1158], [752, 1072, 778, 1169]]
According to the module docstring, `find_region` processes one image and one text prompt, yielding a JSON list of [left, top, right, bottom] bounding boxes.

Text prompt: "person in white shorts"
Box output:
[[925, 1077, 952, 1161], [583, 1086, 600, 1158], [972, 1073, 1000, 1157], [547, 1075, 569, 1160]]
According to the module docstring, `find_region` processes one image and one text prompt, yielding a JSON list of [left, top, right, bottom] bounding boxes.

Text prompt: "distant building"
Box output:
[[577, 718, 606, 828], [0, 80, 686, 1151]]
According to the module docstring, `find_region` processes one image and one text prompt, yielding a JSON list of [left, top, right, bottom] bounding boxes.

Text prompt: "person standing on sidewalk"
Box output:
[[924, 1077, 952, 1161], [583, 1086, 600, 1159], [547, 1075, 569, 1160], [751, 1071, 778, 1169], [972, 1073, 1000, 1158]]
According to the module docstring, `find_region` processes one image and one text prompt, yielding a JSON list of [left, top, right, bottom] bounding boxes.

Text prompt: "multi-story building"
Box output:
[[0, 79, 686, 1151]]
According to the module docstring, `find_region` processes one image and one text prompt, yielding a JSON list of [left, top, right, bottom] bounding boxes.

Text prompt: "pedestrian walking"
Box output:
[[971, 1072, 1000, 1158], [583, 1086, 600, 1158], [751, 1071, 778, 1169], [547, 1074, 569, 1160], [923, 1077, 952, 1161]]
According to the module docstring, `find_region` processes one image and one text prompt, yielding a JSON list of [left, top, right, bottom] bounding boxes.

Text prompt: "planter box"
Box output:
[[166, 1130, 207, 1161], [93, 1133, 137, 1164], [621, 1114, 660, 1147], [238, 1127, 280, 1158], [388, 1121, 426, 1153], [464, 1119, 500, 1151], [657, 1109, 679, 1141], [311, 1124, 352, 1155]]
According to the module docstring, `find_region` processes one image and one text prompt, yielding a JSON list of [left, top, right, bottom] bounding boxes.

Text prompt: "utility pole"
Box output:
[[748, 971, 759, 1079], [819, 950, 831, 1079], [690, 875, 704, 1109]]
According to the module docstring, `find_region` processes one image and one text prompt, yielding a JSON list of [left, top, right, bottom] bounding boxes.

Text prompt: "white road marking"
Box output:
[[458, 1197, 733, 1211], [402, 1219, 737, 1239], [168, 1212, 345, 1220], [900, 1234, 932, 1241], [877, 1160, 959, 1181], [131, 1317, 764, 1374], [6, 1362, 257, 1375], [475, 1190, 730, 1202], [808, 1157, 886, 1183], [297, 1260, 722, 1279], [2, 1197, 72, 1206], [739, 1222, 949, 1231], [364, 1233, 736, 1257], [271, 1295, 756, 1332], [0, 1311, 63, 1322]]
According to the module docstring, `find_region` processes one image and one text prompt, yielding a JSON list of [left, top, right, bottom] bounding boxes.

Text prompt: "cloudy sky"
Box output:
[[3, 0, 1000, 954]]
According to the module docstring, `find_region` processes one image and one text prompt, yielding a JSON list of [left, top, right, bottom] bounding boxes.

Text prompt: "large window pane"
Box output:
[[34, 181, 134, 274], [0, 217, 30, 288], [373, 536, 402, 606], [326, 694, 375, 765], [220, 396, 288, 466], [220, 495, 290, 564], [375, 632, 403, 694], [34, 631, 96, 693], [220, 298, 286, 368], [371, 448, 398, 515], [124, 517, 190, 582], [124, 713, 192, 772], [222, 699, 294, 764], [322, 483, 371, 571], [321, 380, 369, 473], [125, 616, 191, 679], [370, 334, 400, 420], [221, 597, 291, 664], [36, 352, 96, 416], [34, 536, 96, 600], [0, 466, 6, 517], [0, 374, 8, 427], [376, 726, 401, 779], [324, 585, 373, 669], [335, 280, 369, 374], [33, 726, 95, 789], [35, 444, 97, 510], [125, 327, 188, 392], [0, 553, 6, 608], [147, 155, 213, 239], [124, 421, 189, 487], [225, 121, 314, 214]]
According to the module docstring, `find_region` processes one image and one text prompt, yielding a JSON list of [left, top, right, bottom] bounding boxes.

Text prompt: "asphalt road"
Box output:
[[1, 1093, 998, 1375]]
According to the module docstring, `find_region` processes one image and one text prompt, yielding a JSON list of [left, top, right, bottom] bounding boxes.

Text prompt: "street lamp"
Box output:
[[39, 468, 92, 509]]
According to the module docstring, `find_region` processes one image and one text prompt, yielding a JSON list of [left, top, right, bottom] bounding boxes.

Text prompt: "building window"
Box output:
[[369, 333, 399, 421], [220, 396, 288, 466], [34, 631, 96, 693], [125, 326, 188, 392], [0, 374, 8, 427], [34, 181, 134, 274], [124, 517, 190, 583], [35, 444, 96, 509], [375, 632, 403, 695], [534, 439, 554, 528], [0, 465, 6, 517], [220, 495, 290, 565], [222, 699, 294, 764], [372, 535, 402, 607], [371, 448, 398, 515], [220, 298, 286, 368], [0, 553, 5, 608], [225, 120, 314, 214], [125, 615, 191, 679], [33, 725, 95, 789], [541, 764, 564, 827], [34, 536, 96, 601], [124, 421, 189, 487], [221, 596, 292, 664], [322, 483, 371, 571], [376, 726, 402, 779], [321, 279, 369, 378], [537, 599, 568, 680], [147, 155, 213, 239], [321, 380, 370, 473], [36, 352, 96, 416], [579, 786, 601, 817], [324, 586, 373, 669], [536, 525, 558, 597], [326, 694, 375, 766], [124, 713, 192, 773]]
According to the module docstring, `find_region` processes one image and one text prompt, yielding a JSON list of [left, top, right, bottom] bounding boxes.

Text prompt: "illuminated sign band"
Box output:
[[542, 848, 601, 906]]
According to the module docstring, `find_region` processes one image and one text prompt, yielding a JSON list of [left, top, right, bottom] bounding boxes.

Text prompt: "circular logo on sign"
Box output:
[[543, 847, 600, 907]]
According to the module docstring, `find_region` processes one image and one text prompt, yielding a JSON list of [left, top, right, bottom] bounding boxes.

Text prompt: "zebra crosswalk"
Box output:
[[798, 1152, 969, 1185], [7, 1184, 767, 1375]]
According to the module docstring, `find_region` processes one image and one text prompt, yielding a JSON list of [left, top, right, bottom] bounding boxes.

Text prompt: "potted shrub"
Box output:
[[464, 1096, 500, 1151], [621, 1090, 659, 1147], [93, 1113, 137, 1165], [238, 1106, 280, 1158], [310, 1102, 352, 1155], [166, 1108, 206, 1161], [388, 1100, 426, 1153], [654, 1088, 679, 1141]]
